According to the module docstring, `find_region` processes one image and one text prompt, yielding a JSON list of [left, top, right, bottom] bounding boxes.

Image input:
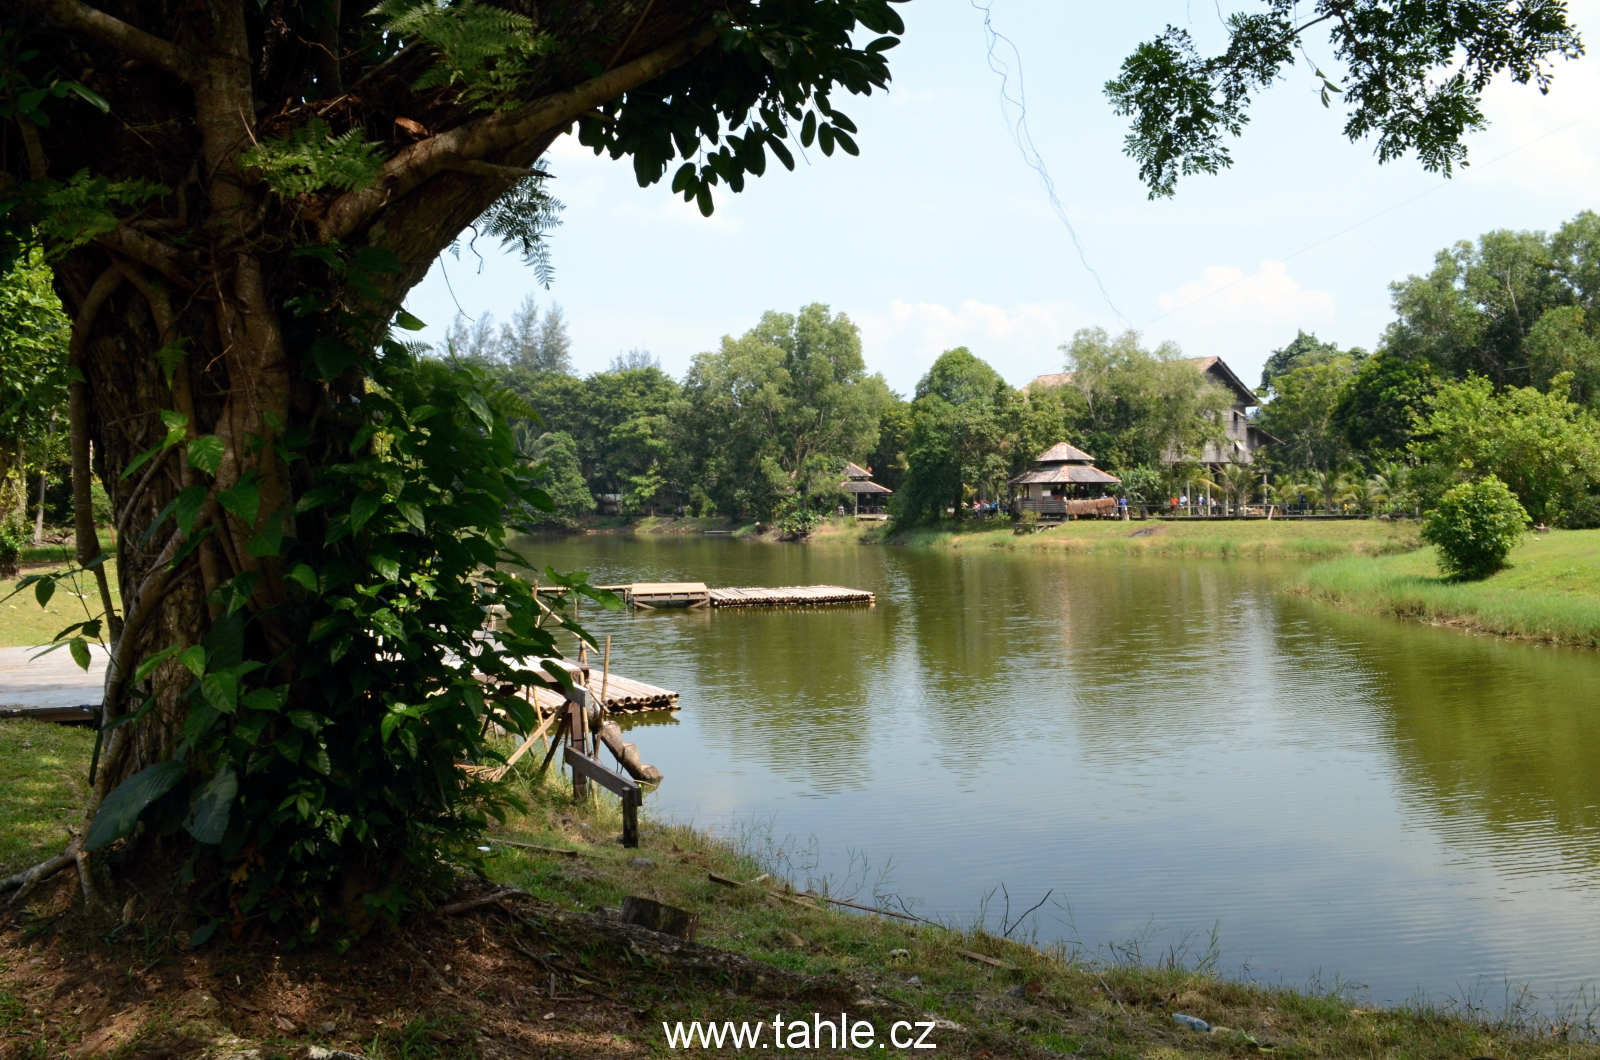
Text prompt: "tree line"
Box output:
[[1252, 210, 1600, 527]]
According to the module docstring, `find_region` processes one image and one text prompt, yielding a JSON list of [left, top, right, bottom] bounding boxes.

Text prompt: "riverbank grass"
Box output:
[[1300, 528, 1600, 646], [887, 517, 1421, 560], [3, 722, 1592, 1059]]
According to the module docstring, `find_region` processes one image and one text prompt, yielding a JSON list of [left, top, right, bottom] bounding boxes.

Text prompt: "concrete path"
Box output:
[[0, 643, 108, 710]]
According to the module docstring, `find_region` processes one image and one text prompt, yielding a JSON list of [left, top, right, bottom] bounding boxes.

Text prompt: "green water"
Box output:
[[517, 534, 1600, 1007]]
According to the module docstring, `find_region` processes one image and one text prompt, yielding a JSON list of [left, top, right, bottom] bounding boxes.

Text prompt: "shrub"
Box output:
[[1421, 475, 1529, 580], [0, 517, 25, 578], [777, 505, 821, 538]]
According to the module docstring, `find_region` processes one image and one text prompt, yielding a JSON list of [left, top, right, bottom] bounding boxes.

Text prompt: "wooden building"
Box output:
[[1025, 356, 1276, 468], [839, 461, 891, 515], [1008, 443, 1121, 518]]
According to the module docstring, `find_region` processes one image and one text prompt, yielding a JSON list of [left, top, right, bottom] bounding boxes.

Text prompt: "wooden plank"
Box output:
[[565, 748, 641, 847]]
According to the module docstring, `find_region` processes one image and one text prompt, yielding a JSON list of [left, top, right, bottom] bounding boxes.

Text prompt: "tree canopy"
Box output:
[[0, 0, 908, 932], [1107, 0, 1583, 197]]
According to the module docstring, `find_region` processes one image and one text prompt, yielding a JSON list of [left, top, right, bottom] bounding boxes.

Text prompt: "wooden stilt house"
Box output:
[[840, 462, 892, 515], [1008, 443, 1121, 519]]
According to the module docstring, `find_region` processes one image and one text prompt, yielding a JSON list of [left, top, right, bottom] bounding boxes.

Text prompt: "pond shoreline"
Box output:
[[1297, 528, 1600, 648], [3, 719, 1593, 1059]]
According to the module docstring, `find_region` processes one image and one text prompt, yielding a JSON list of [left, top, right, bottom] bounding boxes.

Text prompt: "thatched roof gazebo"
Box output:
[[840, 462, 891, 515], [1008, 443, 1121, 519]]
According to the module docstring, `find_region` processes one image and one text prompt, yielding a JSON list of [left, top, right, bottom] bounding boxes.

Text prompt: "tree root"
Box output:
[[0, 837, 84, 906]]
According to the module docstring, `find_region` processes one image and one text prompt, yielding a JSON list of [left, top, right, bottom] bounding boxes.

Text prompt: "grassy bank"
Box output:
[[0, 558, 120, 649], [3, 721, 1594, 1059], [886, 517, 1421, 561], [1300, 528, 1600, 647]]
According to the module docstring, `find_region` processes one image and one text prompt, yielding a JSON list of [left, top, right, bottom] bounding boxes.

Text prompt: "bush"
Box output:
[[777, 503, 822, 538], [0, 516, 25, 578], [1421, 475, 1529, 580]]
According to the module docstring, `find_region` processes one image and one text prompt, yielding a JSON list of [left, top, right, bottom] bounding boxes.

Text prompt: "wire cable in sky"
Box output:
[[970, 0, 1131, 328], [1141, 106, 1600, 329]]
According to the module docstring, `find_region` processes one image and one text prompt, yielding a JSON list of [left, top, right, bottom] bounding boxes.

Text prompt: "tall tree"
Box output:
[[1109, 2, 1582, 198], [1050, 328, 1230, 474], [1260, 330, 1355, 395], [681, 304, 888, 517], [896, 348, 1020, 521], [0, 0, 906, 927]]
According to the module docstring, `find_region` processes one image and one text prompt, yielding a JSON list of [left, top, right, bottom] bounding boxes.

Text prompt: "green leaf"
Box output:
[[134, 646, 183, 683], [178, 645, 208, 677], [174, 484, 209, 534], [349, 491, 382, 532], [242, 687, 286, 713], [189, 920, 221, 948], [246, 519, 284, 558], [394, 310, 426, 331], [397, 502, 426, 531], [34, 578, 55, 608], [295, 485, 339, 513], [286, 564, 320, 593], [219, 480, 261, 527], [201, 671, 240, 714], [85, 760, 186, 850], [187, 435, 225, 476], [69, 637, 91, 672], [800, 110, 817, 147], [371, 554, 400, 581], [183, 764, 237, 844]]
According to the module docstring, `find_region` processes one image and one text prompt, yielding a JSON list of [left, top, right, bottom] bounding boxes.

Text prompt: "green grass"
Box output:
[[886, 516, 1422, 561], [1299, 528, 1600, 646], [0, 720, 94, 878], [0, 559, 121, 649]]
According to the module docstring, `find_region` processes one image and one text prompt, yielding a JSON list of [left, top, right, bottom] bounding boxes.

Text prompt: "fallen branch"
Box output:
[[437, 886, 527, 915]]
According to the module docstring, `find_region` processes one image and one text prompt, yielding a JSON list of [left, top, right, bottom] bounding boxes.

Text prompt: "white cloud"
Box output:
[[1155, 260, 1335, 328], [857, 299, 1089, 393]]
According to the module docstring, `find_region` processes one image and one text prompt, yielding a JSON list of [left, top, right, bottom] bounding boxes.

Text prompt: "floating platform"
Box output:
[[707, 585, 875, 608], [596, 582, 874, 609]]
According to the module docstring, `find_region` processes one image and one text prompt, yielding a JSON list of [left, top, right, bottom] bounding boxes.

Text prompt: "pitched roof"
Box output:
[[1036, 442, 1096, 464], [841, 480, 892, 494], [1008, 465, 1121, 485], [1023, 357, 1260, 407], [842, 462, 873, 480]]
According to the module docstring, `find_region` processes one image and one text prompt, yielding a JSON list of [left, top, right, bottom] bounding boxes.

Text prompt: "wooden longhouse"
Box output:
[[1008, 443, 1121, 519]]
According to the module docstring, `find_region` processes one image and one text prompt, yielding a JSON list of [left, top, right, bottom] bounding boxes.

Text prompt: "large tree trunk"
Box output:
[[12, 0, 718, 899]]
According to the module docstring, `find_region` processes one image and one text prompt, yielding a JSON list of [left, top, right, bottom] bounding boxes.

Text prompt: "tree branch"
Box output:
[[321, 22, 719, 241], [96, 225, 192, 290], [70, 266, 125, 641], [17, 0, 198, 82], [440, 159, 553, 181]]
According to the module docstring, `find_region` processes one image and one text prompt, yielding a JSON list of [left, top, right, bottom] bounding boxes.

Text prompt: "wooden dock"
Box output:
[[597, 582, 874, 609], [508, 656, 680, 713]]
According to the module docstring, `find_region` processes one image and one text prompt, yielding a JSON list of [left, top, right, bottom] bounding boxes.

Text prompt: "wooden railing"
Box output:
[[1018, 497, 1118, 517]]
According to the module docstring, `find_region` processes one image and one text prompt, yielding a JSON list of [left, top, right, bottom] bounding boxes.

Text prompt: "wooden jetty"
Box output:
[[597, 582, 874, 609]]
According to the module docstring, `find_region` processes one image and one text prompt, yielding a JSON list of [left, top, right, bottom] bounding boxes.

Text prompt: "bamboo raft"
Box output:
[[597, 582, 875, 609], [706, 585, 874, 608], [528, 673, 679, 714]]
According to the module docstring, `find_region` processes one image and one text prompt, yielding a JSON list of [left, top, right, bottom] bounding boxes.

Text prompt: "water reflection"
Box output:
[[512, 534, 1600, 1004]]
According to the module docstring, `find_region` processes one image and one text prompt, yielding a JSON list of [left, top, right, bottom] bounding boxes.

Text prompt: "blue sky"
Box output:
[[402, 0, 1600, 397]]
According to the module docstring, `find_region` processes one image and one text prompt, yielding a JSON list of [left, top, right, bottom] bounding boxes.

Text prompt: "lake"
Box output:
[[514, 533, 1600, 1010]]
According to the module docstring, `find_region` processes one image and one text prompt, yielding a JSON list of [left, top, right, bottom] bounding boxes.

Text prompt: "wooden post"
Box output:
[[567, 687, 589, 800], [565, 747, 642, 848], [601, 635, 610, 712]]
